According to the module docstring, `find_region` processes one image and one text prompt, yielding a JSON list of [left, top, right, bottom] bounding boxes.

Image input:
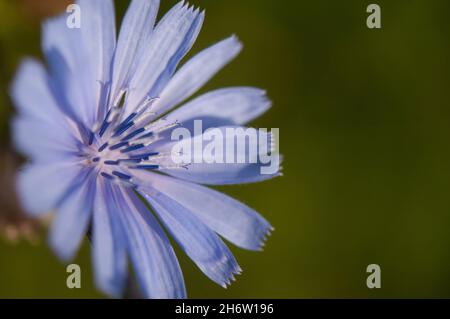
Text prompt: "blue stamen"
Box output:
[[98, 109, 112, 137], [121, 127, 146, 142], [92, 157, 100, 163], [100, 172, 114, 180], [98, 143, 109, 152], [121, 144, 145, 153], [139, 131, 154, 139], [104, 109, 112, 121], [129, 152, 159, 160], [88, 132, 95, 145], [118, 158, 142, 164], [99, 121, 111, 137], [130, 165, 160, 170], [121, 112, 138, 126], [113, 121, 134, 137], [112, 171, 132, 180], [109, 141, 129, 151], [104, 160, 119, 166]]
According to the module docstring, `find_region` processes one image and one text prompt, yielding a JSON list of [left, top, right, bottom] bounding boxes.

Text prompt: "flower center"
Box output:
[[83, 92, 180, 187]]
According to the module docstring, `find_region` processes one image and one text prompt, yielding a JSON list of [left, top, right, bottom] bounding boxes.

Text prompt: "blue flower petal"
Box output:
[[92, 179, 127, 298], [139, 187, 241, 288], [162, 159, 281, 185], [49, 171, 96, 261], [10, 60, 82, 161], [10, 59, 69, 124], [77, 0, 116, 120], [42, 15, 95, 127], [110, 0, 160, 105], [123, 1, 204, 117], [112, 185, 186, 299], [17, 161, 85, 216], [157, 87, 271, 133], [12, 117, 82, 162], [156, 126, 281, 185], [152, 36, 243, 116], [132, 171, 273, 251]]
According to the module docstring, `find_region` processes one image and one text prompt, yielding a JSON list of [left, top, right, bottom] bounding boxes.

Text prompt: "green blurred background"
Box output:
[[1, 0, 450, 298]]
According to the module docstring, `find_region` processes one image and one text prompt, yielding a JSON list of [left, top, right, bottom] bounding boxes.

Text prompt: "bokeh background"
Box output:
[[1, 0, 450, 298]]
